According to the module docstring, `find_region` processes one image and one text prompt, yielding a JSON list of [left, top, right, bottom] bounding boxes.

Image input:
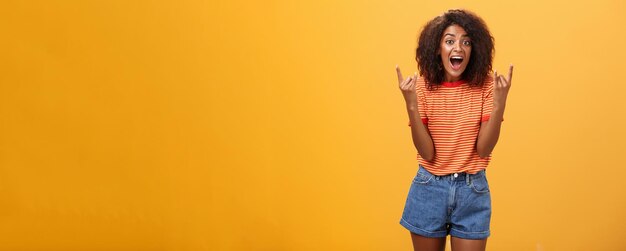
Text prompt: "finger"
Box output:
[[407, 77, 415, 89], [508, 64, 514, 83], [396, 65, 404, 84], [498, 75, 507, 87], [401, 75, 413, 89], [410, 73, 417, 87], [494, 70, 499, 87]]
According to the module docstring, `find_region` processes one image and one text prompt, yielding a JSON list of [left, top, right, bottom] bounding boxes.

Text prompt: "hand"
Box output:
[[493, 64, 513, 108], [396, 65, 418, 104]]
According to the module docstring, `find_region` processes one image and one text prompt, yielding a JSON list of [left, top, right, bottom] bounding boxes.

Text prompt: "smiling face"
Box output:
[[439, 24, 472, 82]]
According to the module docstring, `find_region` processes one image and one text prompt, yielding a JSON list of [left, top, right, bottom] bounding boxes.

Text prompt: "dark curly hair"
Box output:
[[416, 9, 494, 89]]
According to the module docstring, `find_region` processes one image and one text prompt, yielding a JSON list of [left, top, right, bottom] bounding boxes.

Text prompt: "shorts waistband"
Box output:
[[418, 165, 485, 181]]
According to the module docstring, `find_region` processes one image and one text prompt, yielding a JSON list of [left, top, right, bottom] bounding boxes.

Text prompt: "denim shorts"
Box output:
[[399, 164, 491, 239]]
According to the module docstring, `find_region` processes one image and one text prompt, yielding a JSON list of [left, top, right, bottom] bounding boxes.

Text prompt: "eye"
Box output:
[[445, 40, 454, 45], [463, 40, 471, 46]]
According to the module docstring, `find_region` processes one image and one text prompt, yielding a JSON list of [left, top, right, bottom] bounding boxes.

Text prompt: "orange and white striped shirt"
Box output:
[[409, 76, 499, 175]]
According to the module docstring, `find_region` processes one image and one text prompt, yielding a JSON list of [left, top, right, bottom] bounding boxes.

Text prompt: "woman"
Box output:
[[396, 9, 513, 251]]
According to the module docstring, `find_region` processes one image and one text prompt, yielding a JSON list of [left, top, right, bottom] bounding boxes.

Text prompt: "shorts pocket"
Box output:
[[413, 166, 433, 185], [470, 174, 490, 193]]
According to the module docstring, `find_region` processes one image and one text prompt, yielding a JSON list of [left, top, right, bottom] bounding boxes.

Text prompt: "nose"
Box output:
[[453, 42, 462, 52]]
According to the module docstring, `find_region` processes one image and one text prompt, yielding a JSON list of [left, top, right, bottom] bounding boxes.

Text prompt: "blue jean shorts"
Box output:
[[399, 164, 491, 239]]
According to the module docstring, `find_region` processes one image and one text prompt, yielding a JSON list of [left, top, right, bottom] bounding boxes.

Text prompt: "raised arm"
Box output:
[[396, 65, 435, 161], [477, 64, 513, 158]]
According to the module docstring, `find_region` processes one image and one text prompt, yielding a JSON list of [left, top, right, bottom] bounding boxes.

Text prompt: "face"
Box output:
[[439, 24, 472, 82]]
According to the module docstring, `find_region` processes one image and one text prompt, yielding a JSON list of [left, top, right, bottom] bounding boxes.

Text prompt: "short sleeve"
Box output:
[[481, 77, 503, 122], [408, 79, 428, 126]]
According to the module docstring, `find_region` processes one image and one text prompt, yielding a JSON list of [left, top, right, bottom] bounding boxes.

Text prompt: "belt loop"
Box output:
[[466, 173, 471, 186]]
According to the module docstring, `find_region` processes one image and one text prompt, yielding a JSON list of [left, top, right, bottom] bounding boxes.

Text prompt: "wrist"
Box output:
[[494, 100, 506, 110], [491, 106, 505, 119], [494, 95, 507, 107], [405, 101, 418, 111]]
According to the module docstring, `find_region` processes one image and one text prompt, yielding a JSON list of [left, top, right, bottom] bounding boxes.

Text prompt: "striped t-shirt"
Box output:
[[408, 76, 498, 175]]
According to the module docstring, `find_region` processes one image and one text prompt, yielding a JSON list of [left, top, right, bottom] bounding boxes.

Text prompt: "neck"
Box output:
[[444, 76, 461, 82]]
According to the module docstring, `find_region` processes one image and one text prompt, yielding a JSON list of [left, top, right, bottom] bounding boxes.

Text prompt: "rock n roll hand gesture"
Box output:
[[396, 65, 418, 107], [493, 64, 513, 109], [395, 65, 434, 160]]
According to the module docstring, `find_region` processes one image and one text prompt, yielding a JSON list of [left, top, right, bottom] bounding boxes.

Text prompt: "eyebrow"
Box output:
[[444, 33, 470, 38]]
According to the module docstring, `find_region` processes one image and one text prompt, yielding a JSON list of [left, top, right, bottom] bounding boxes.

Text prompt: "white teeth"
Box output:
[[451, 56, 463, 60]]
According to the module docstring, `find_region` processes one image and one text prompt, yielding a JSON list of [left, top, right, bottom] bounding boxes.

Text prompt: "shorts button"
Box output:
[[453, 173, 458, 178]]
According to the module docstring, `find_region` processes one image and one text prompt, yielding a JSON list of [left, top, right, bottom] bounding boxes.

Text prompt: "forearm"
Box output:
[[406, 103, 435, 161], [476, 106, 505, 158]]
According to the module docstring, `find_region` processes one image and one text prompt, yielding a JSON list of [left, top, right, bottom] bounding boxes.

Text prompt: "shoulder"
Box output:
[[481, 75, 495, 94], [482, 75, 494, 88], [416, 76, 428, 86], [415, 76, 429, 93]]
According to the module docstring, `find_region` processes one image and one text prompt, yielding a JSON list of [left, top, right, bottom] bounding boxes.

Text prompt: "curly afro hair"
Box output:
[[416, 9, 494, 89]]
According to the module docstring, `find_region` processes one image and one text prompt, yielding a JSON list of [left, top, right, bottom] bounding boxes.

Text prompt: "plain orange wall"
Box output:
[[1, 0, 626, 250]]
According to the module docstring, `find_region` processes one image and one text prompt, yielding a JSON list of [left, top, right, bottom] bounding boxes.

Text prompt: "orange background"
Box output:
[[1, 0, 625, 250]]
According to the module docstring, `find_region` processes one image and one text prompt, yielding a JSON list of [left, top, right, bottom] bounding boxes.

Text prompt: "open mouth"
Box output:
[[450, 56, 464, 70]]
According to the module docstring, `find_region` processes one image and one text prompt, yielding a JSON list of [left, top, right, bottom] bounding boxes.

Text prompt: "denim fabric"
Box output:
[[400, 164, 491, 239]]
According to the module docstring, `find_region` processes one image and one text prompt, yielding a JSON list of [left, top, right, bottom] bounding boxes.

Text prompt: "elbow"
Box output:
[[415, 141, 435, 161], [419, 151, 435, 162], [476, 146, 491, 159]]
